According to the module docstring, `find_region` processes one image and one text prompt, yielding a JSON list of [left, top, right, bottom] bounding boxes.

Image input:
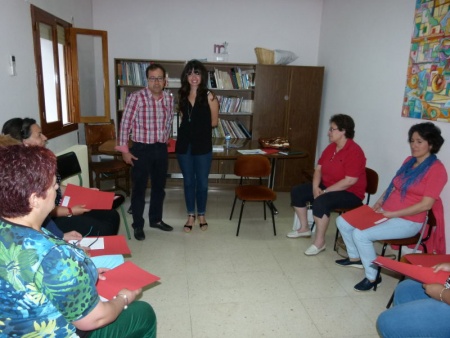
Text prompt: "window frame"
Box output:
[[30, 5, 77, 138]]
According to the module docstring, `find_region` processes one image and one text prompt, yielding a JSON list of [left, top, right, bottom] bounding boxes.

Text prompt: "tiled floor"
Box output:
[[118, 186, 400, 338]]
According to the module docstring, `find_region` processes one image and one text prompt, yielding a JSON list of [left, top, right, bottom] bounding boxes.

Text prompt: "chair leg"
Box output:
[[263, 201, 267, 220], [334, 229, 340, 251], [230, 195, 238, 220], [236, 200, 246, 236], [270, 202, 277, 236], [386, 275, 405, 308], [374, 243, 388, 291], [119, 205, 131, 240]]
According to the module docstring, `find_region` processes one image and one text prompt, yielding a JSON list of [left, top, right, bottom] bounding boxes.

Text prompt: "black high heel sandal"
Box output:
[[198, 214, 208, 231], [184, 214, 195, 233]]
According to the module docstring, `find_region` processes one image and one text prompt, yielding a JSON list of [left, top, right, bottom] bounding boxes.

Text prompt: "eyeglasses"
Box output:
[[147, 77, 165, 82], [187, 70, 201, 76], [328, 127, 339, 132]]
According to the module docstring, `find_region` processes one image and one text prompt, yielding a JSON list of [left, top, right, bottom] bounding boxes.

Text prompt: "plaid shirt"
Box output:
[[117, 88, 174, 152]]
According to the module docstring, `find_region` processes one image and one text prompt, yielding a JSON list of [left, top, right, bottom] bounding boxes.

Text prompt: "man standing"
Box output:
[[116, 64, 175, 240]]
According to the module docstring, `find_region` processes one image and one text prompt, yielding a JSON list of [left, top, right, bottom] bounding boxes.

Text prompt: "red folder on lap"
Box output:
[[404, 254, 450, 267], [87, 235, 131, 257], [341, 205, 388, 230], [61, 184, 114, 210], [96, 261, 160, 300], [374, 256, 449, 284]]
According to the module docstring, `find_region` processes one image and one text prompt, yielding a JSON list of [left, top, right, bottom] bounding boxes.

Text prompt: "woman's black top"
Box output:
[[175, 99, 212, 155]]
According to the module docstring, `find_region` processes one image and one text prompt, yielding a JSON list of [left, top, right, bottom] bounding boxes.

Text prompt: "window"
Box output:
[[31, 5, 76, 138], [31, 5, 111, 139]]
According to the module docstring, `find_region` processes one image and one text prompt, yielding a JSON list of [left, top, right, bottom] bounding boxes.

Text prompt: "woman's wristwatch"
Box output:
[[67, 207, 73, 217]]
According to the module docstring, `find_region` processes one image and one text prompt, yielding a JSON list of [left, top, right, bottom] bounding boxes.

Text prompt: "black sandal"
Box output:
[[198, 214, 208, 231], [184, 214, 195, 233]]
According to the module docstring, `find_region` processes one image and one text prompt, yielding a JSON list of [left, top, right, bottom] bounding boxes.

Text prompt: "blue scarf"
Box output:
[[383, 154, 437, 203]]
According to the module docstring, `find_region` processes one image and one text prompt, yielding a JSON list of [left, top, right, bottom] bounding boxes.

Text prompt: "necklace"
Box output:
[[187, 103, 194, 122]]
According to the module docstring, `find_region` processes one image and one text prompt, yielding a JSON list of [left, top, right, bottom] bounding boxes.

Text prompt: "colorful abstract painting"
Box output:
[[403, 0, 450, 122]]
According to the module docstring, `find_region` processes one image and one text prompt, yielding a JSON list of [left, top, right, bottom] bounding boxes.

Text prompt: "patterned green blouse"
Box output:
[[0, 218, 100, 337]]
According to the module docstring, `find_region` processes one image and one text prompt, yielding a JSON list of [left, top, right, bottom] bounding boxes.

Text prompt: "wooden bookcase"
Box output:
[[114, 58, 324, 191]]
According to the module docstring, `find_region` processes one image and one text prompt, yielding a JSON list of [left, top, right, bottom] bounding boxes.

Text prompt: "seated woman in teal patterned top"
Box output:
[[0, 145, 156, 338]]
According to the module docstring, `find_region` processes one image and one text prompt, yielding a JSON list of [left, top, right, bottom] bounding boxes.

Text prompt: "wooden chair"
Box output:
[[229, 155, 277, 236], [306, 167, 379, 251], [84, 120, 130, 196], [374, 209, 437, 293], [56, 151, 131, 239]]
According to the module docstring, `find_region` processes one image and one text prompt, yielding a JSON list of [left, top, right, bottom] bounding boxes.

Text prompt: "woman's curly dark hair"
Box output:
[[329, 114, 355, 139], [408, 122, 444, 154]]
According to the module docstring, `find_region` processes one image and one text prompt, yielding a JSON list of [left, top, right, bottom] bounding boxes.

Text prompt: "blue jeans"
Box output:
[[130, 142, 168, 227], [377, 279, 450, 337], [336, 215, 422, 280], [177, 146, 212, 215]]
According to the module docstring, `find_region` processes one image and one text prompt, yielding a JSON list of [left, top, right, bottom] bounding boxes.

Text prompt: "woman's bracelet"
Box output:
[[113, 293, 128, 310], [439, 288, 447, 302]]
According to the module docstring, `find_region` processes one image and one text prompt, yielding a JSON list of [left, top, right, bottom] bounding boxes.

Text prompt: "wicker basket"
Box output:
[[254, 47, 275, 65]]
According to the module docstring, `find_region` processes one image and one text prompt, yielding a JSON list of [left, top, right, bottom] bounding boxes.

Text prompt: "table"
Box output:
[[99, 138, 308, 191], [101, 139, 308, 215]]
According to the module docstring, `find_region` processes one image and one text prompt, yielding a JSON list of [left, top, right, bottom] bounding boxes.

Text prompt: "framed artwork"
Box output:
[[403, 0, 450, 122]]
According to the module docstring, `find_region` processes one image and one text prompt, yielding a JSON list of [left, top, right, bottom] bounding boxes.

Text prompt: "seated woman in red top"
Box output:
[[287, 114, 367, 256], [336, 122, 447, 291]]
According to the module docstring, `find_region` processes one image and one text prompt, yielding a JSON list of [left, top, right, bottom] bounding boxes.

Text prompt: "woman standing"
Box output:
[[176, 60, 219, 232], [287, 114, 367, 255], [336, 122, 447, 291], [0, 145, 156, 337]]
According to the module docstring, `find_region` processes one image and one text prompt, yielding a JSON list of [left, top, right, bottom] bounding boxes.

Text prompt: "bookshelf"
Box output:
[[114, 59, 324, 191], [115, 59, 255, 139]]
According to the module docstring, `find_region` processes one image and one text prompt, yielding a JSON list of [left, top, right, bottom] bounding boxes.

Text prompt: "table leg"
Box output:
[[269, 158, 279, 215]]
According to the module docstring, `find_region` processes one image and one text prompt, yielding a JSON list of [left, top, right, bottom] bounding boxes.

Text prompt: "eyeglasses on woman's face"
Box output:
[[328, 127, 339, 132]]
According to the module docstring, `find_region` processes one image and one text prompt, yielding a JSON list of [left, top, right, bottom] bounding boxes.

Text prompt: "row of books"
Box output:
[[217, 96, 254, 113], [117, 61, 152, 86], [212, 119, 251, 139], [208, 68, 255, 90]]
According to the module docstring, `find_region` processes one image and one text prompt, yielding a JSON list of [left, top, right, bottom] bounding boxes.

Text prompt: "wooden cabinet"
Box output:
[[114, 59, 324, 191], [252, 65, 324, 191]]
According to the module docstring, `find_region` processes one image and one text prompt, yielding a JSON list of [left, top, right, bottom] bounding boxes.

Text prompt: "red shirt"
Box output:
[[117, 88, 174, 153], [318, 138, 367, 200], [382, 157, 447, 223]]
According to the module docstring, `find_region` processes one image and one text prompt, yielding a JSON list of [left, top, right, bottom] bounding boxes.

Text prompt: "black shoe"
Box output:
[[335, 258, 363, 269], [150, 221, 173, 232], [354, 277, 382, 292], [134, 227, 145, 241]]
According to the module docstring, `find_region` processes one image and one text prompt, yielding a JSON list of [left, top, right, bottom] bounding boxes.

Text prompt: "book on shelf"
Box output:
[[208, 70, 217, 89], [212, 119, 250, 139]]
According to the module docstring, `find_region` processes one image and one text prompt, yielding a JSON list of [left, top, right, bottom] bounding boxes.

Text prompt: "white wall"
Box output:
[[91, 0, 324, 117], [0, 0, 93, 154], [319, 0, 450, 251]]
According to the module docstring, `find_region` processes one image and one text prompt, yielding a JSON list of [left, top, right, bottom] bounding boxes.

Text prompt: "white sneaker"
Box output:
[[286, 230, 312, 238], [304, 244, 326, 256]]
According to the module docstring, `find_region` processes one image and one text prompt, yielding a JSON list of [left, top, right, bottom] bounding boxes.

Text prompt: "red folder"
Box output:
[[96, 261, 160, 300], [86, 235, 131, 257], [341, 205, 388, 230], [404, 254, 450, 267], [167, 138, 176, 153], [261, 148, 279, 155], [374, 256, 449, 284], [61, 184, 114, 210]]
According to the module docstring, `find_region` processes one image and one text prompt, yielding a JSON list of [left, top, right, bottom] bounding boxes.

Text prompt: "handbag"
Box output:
[[258, 137, 290, 149]]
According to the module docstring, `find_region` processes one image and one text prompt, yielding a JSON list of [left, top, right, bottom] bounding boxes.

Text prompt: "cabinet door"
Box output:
[[278, 67, 324, 190], [252, 65, 291, 140]]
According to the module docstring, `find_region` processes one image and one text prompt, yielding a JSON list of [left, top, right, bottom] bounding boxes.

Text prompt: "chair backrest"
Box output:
[[421, 208, 437, 244], [84, 120, 116, 157], [57, 151, 83, 186], [365, 167, 379, 204], [234, 155, 271, 178]]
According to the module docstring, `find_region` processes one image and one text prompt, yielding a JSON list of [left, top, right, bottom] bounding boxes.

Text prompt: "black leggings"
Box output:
[[53, 209, 120, 237], [291, 182, 362, 218]]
